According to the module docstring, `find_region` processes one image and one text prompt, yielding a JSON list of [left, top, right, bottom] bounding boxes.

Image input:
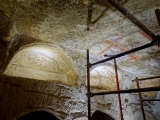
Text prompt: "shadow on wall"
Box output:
[[91, 110, 114, 120], [17, 111, 60, 120]]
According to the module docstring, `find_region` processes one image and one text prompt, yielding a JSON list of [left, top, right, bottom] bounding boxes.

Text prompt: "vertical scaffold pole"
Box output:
[[114, 59, 124, 120], [87, 49, 91, 120], [155, 9, 160, 27], [136, 80, 146, 120]]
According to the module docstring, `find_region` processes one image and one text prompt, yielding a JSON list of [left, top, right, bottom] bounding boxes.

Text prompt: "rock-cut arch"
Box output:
[[88, 66, 122, 90], [17, 110, 60, 120], [91, 110, 115, 120], [4, 45, 77, 85]]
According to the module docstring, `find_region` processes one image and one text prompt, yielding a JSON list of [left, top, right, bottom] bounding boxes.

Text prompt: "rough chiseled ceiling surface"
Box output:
[[0, 0, 160, 120]]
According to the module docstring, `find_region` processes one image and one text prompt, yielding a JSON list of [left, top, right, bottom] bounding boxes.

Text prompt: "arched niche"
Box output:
[[91, 110, 115, 120], [87, 66, 122, 90], [4, 45, 77, 85], [17, 110, 61, 120]]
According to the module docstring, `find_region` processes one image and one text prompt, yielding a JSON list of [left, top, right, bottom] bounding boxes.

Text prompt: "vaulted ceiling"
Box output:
[[0, 0, 160, 87]]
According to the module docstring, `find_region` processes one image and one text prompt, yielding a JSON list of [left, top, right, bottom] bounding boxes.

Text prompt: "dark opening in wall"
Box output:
[[17, 110, 60, 120], [91, 110, 114, 120]]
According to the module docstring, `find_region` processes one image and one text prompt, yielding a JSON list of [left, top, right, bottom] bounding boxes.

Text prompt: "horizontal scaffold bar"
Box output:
[[91, 42, 153, 66], [139, 99, 160, 102], [90, 87, 160, 97], [132, 76, 160, 82]]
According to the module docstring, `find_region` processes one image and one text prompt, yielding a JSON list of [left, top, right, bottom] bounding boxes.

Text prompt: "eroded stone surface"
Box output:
[[0, 0, 160, 120]]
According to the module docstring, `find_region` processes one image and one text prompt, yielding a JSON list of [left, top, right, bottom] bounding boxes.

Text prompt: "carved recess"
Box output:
[[4, 46, 78, 85]]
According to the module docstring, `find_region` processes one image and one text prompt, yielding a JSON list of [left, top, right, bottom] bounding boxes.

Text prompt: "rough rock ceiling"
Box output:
[[0, 0, 160, 87], [0, 1, 160, 119]]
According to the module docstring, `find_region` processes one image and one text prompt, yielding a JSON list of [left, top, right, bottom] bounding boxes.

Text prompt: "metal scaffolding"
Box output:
[[87, 49, 160, 120], [86, 1, 160, 120], [132, 76, 160, 120]]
